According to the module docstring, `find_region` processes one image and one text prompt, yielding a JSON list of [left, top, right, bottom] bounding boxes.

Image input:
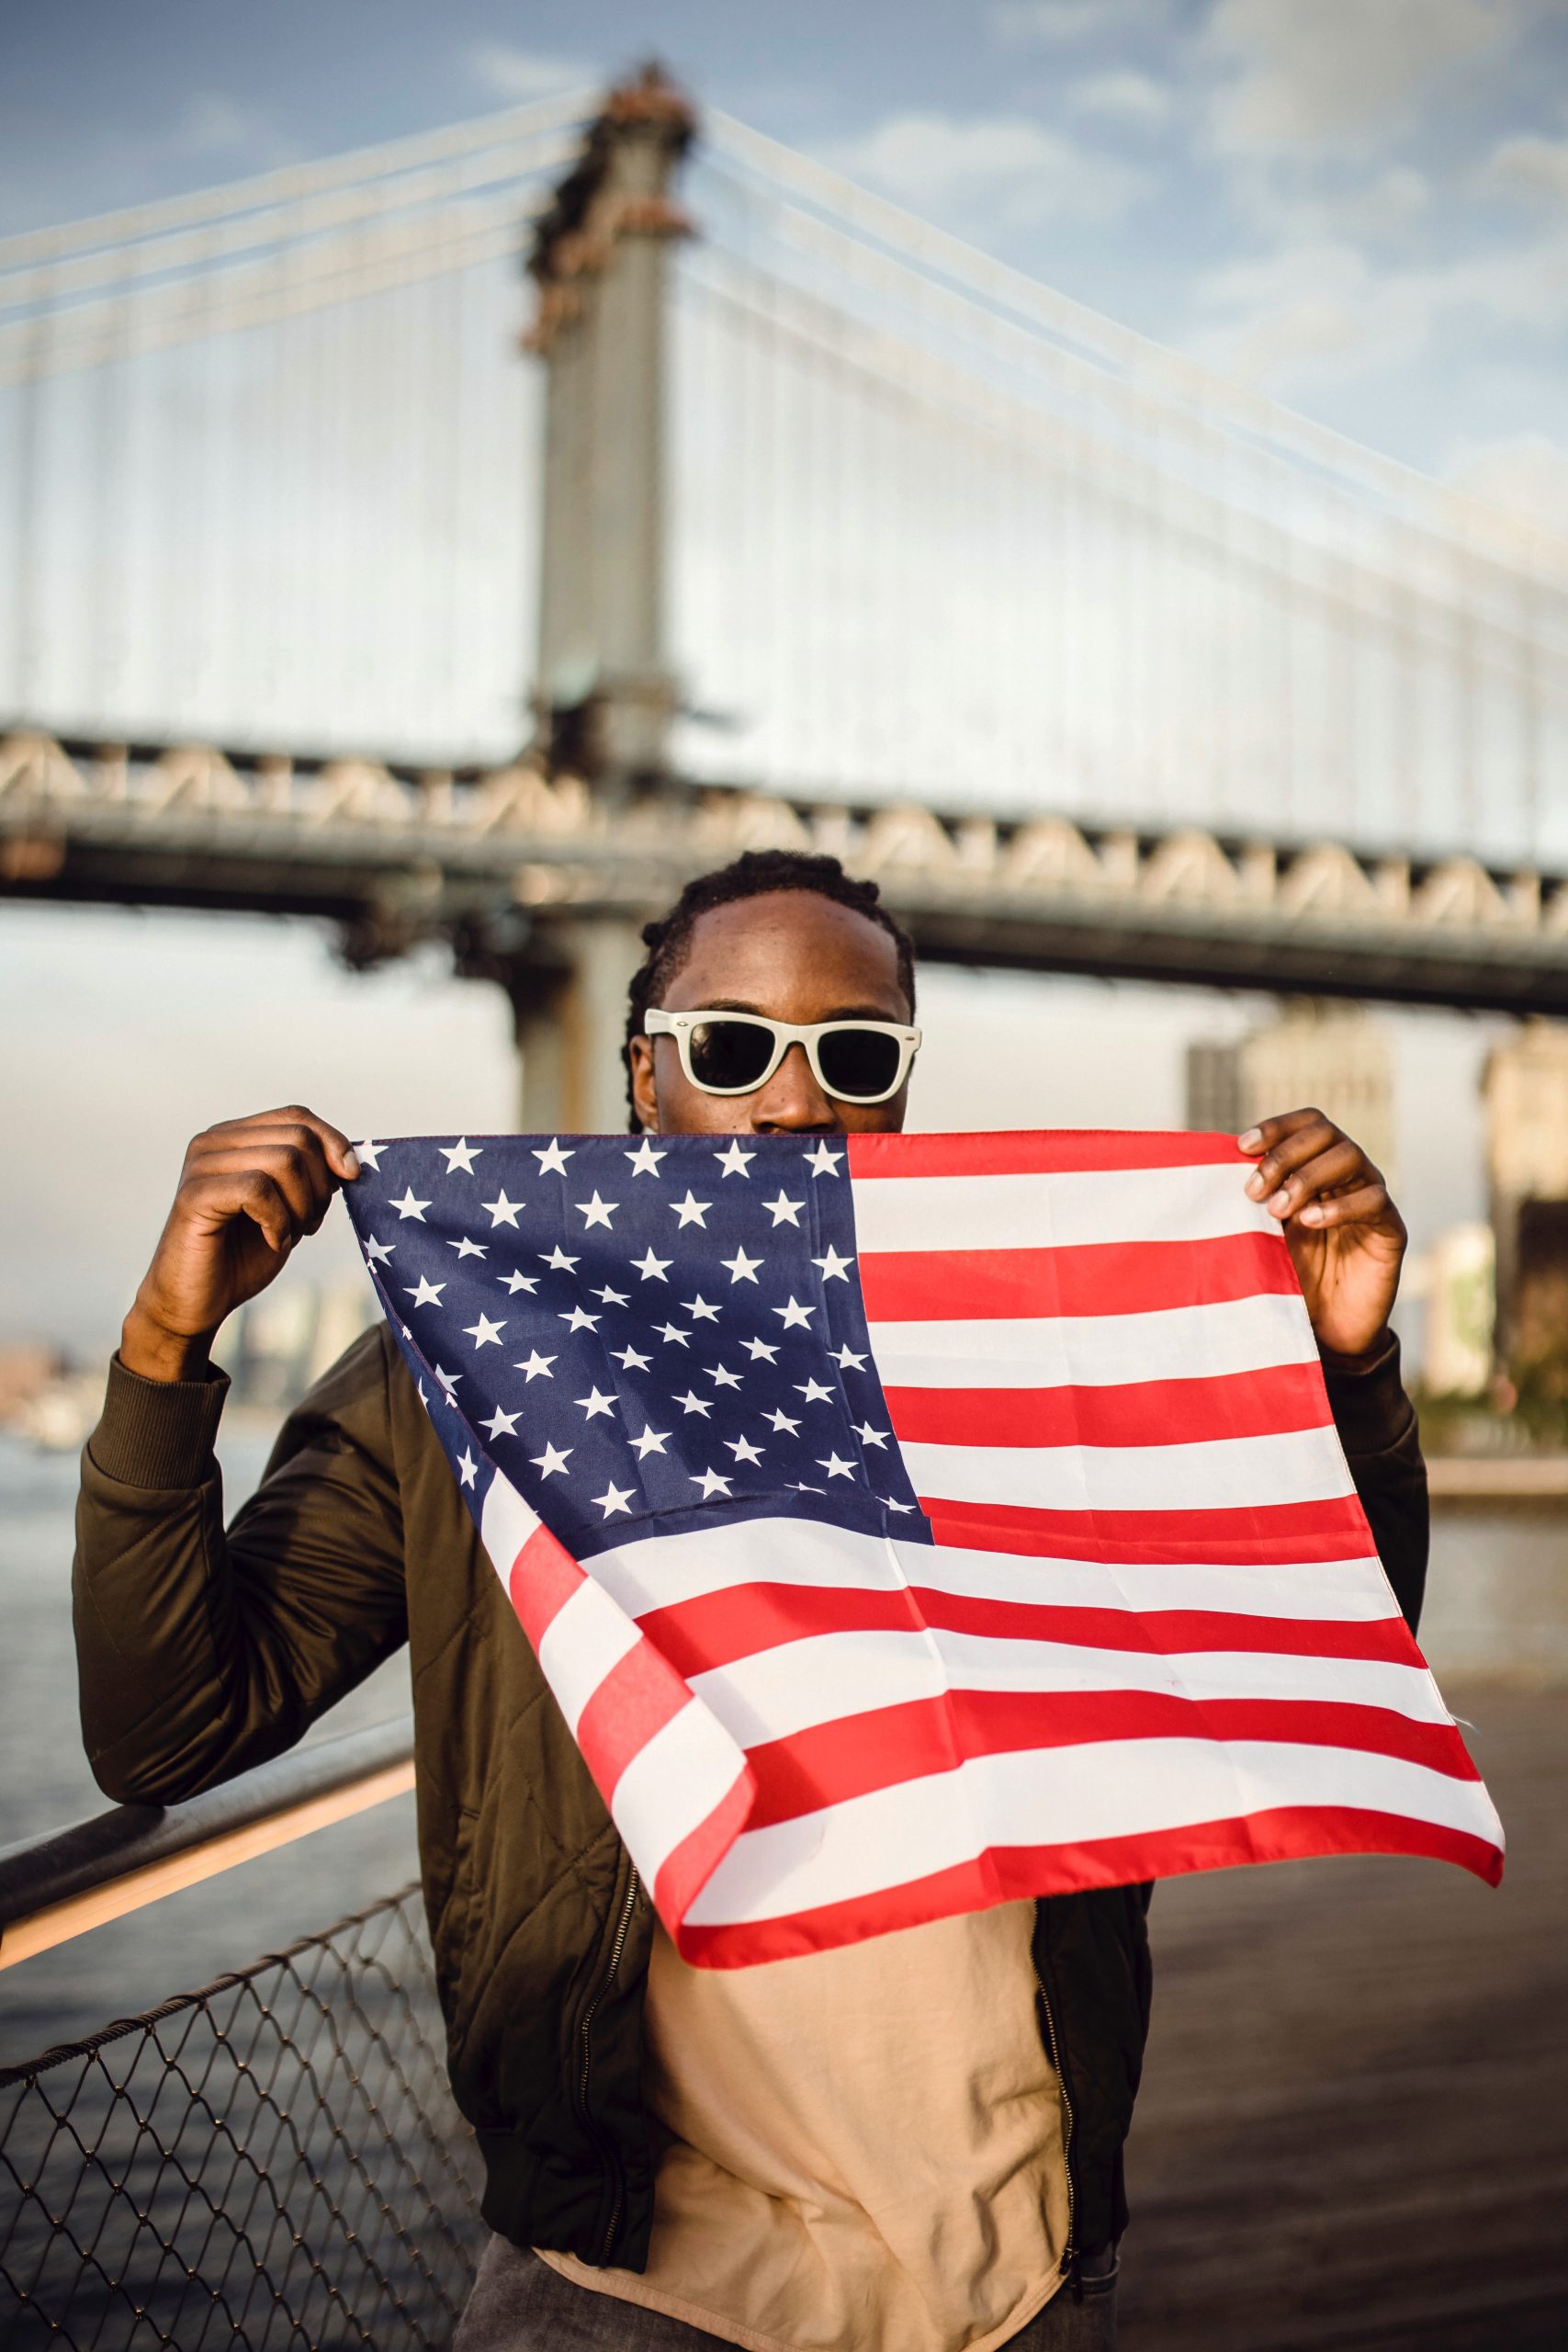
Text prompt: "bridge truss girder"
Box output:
[[5, 732, 1568, 1035]]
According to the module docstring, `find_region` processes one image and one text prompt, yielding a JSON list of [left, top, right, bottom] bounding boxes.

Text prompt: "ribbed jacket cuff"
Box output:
[[1318, 1329, 1412, 1457], [86, 1351, 231, 1488]]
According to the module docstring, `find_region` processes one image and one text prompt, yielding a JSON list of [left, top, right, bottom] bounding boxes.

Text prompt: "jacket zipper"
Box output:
[[1031, 1900, 1079, 2293], [577, 1861, 640, 2263]]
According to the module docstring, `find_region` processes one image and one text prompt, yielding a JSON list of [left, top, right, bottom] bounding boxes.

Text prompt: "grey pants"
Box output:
[[452, 2235, 1119, 2351]]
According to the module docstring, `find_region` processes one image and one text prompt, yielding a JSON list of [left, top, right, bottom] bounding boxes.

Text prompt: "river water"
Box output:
[[1, 1427, 1563, 2061]]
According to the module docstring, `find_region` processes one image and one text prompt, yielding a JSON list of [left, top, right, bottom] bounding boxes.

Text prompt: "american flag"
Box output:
[[345, 1127, 1503, 1968]]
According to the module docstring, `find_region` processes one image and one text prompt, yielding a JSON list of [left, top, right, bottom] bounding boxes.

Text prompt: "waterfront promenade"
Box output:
[[1122, 1680, 1567, 2348]]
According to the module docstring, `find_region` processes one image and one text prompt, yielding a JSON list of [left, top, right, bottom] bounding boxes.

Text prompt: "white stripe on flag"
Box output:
[[868, 1293, 1318, 1390], [609, 1698, 752, 1881], [684, 1739, 1506, 1928], [851, 1162, 1272, 1255], [898, 1424, 1358, 1514], [689, 1631, 1451, 1749], [478, 1465, 541, 1585], [536, 1577, 644, 1732], [585, 1518, 1398, 1625]]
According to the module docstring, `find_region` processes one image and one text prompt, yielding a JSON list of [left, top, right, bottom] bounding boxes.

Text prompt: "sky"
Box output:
[[2, 0, 1560, 1352]]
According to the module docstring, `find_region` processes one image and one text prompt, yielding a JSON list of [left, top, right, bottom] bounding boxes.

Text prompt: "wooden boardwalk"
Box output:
[[1119, 1683, 1568, 2348]]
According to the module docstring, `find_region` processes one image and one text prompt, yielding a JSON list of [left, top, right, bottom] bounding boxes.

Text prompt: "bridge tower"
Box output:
[[494, 64, 695, 1132]]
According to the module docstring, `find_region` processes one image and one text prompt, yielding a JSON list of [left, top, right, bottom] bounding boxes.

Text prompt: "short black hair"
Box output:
[[624, 849, 917, 1129]]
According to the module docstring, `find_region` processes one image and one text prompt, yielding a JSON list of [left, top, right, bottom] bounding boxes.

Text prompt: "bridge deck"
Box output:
[[1121, 1680, 1567, 2348]]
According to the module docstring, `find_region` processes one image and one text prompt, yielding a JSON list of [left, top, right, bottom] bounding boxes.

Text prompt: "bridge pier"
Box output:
[[505, 917, 647, 1135]]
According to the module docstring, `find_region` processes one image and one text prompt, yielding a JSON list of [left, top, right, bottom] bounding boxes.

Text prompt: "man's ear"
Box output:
[[628, 1034, 660, 1133]]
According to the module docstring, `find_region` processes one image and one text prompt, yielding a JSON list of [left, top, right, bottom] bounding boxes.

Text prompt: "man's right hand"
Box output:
[[120, 1107, 361, 1384]]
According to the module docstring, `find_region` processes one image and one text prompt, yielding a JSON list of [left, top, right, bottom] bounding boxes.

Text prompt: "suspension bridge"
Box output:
[[4, 64, 1567, 1125]]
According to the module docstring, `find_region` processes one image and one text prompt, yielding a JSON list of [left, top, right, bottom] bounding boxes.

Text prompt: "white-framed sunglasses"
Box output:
[[645, 1007, 922, 1104]]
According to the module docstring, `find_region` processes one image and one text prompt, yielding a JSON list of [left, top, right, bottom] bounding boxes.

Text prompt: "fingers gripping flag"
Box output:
[[345, 1129, 1503, 1967]]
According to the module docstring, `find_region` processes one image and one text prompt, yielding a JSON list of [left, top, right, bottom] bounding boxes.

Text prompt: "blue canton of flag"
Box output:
[[345, 1132, 927, 1558]]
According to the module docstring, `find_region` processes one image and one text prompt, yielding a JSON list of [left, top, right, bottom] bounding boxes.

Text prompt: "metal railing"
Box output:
[[0, 1719, 483, 2348]]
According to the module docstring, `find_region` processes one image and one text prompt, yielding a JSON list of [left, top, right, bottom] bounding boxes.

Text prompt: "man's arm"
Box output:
[[74, 1326, 408, 1805], [1320, 1331, 1427, 1635], [73, 1103, 406, 1805]]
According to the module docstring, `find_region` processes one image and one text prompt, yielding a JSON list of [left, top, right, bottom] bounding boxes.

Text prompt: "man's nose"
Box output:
[[749, 1042, 841, 1133]]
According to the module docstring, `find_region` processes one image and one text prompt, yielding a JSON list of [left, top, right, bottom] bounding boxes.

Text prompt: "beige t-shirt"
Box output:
[[540, 1898, 1070, 2352]]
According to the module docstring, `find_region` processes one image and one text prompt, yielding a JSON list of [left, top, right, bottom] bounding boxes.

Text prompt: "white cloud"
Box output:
[[1067, 70, 1173, 127], [1202, 0, 1534, 153], [464, 42, 593, 102], [1480, 124, 1568, 202], [819, 110, 1147, 227], [174, 92, 296, 164], [990, 0, 1164, 43]]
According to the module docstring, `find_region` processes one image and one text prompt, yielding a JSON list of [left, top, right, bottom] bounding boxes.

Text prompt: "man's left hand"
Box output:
[[1239, 1108, 1406, 1360]]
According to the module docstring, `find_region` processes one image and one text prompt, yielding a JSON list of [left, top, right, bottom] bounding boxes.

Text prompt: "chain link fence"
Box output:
[[0, 1884, 484, 2349]]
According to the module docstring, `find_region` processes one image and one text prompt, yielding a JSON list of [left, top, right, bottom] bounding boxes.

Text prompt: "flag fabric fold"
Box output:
[[344, 1127, 1503, 1968]]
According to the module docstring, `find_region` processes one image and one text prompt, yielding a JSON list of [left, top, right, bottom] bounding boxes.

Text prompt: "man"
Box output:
[[75, 849, 1425, 2351]]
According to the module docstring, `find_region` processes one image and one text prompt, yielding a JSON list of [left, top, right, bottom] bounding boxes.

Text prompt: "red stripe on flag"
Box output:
[[921, 1492, 1375, 1564], [506, 1523, 584, 1650], [860, 1231, 1296, 1321], [674, 1807, 1505, 1969], [634, 1578, 1419, 1679], [575, 1637, 695, 1801], [847, 1130, 1248, 1178], [739, 1690, 1481, 1832], [884, 1361, 1332, 1450], [652, 1760, 758, 1933]]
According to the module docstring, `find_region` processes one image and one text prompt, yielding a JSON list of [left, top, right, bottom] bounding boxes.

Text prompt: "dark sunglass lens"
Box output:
[[687, 1019, 776, 1091], [817, 1027, 902, 1100]]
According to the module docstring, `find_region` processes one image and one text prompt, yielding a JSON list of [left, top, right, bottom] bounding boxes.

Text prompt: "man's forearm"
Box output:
[[1320, 1329, 1428, 1634]]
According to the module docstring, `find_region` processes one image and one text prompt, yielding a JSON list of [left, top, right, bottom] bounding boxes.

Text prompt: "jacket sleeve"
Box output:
[[1320, 1329, 1428, 1636], [73, 1325, 407, 1805]]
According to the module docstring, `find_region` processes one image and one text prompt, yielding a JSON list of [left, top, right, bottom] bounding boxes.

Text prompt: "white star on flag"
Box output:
[[855, 1421, 890, 1448], [625, 1138, 666, 1176], [514, 1351, 556, 1381], [353, 1138, 384, 1171], [442, 1137, 482, 1174], [691, 1467, 732, 1499], [670, 1191, 712, 1228], [764, 1192, 803, 1227], [773, 1296, 815, 1329], [576, 1192, 618, 1229], [683, 1295, 720, 1322], [541, 1246, 579, 1272], [812, 1246, 854, 1283], [501, 1270, 539, 1295], [405, 1275, 445, 1309], [628, 1426, 670, 1458], [675, 1390, 714, 1417], [743, 1337, 780, 1363], [392, 1186, 431, 1222], [805, 1142, 843, 1178], [705, 1363, 742, 1391], [727, 1434, 765, 1464], [721, 1247, 762, 1284], [614, 1343, 653, 1372], [714, 1140, 754, 1177], [560, 1306, 600, 1333], [364, 1235, 394, 1266], [655, 1321, 691, 1348], [482, 1406, 521, 1439], [795, 1377, 834, 1405], [448, 1237, 488, 1261], [533, 1139, 574, 1175], [481, 1191, 523, 1228], [531, 1442, 572, 1478], [818, 1453, 856, 1479], [833, 1344, 867, 1370], [575, 1387, 616, 1420], [457, 1450, 478, 1488], [593, 1483, 636, 1518], [593, 1284, 631, 1307], [633, 1248, 671, 1282], [765, 1407, 802, 1434], [465, 1315, 505, 1350]]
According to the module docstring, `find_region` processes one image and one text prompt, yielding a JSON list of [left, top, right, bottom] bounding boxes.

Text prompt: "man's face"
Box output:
[[627, 889, 913, 1139]]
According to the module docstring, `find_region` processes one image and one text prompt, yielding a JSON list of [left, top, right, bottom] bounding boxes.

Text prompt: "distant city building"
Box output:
[[1184, 1002, 1397, 1193], [1483, 1020, 1568, 1371], [1413, 1224, 1495, 1398], [226, 1279, 377, 1410]]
